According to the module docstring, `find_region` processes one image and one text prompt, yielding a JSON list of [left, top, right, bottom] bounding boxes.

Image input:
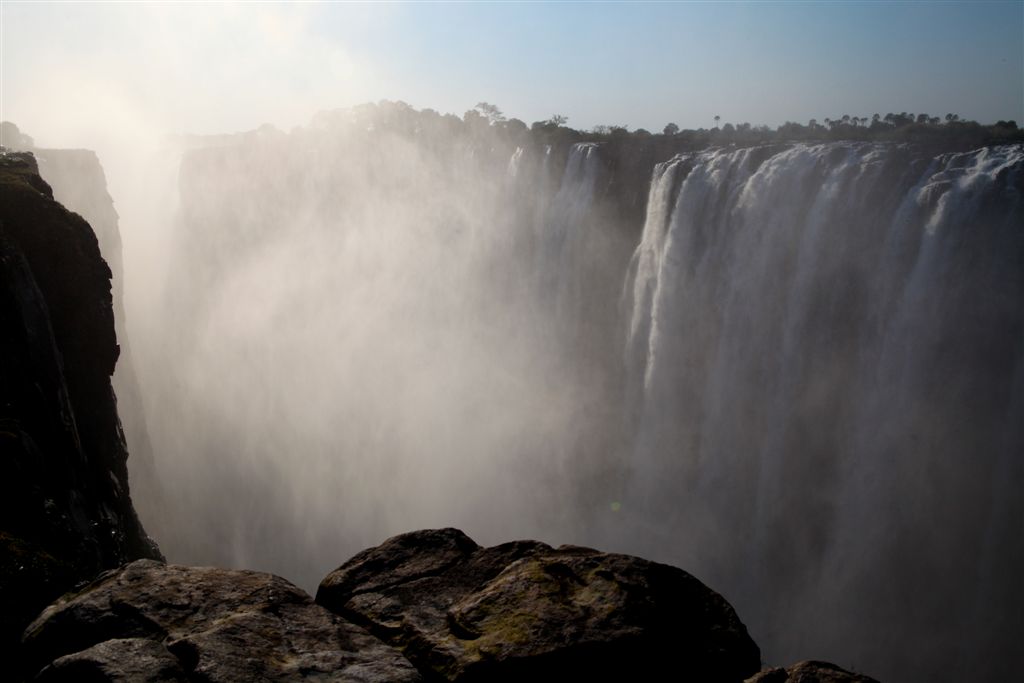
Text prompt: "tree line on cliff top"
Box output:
[[361, 100, 1020, 144]]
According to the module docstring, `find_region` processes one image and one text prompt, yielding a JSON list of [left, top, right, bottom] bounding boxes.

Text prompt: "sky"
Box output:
[[1, 0, 1021, 152]]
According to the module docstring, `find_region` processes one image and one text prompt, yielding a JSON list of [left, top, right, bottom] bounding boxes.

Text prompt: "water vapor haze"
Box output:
[[138, 116, 617, 590], [3, 4, 1023, 683]]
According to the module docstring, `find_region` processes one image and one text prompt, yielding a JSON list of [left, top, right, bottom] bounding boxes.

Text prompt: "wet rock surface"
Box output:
[[317, 528, 762, 682], [23, 559, 422, 682]]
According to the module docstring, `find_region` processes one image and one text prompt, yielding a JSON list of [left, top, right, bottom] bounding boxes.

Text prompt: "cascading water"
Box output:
[[617, 142, 1023, 682], [539, 143, 604, 319], [125, 109, 1023, 683]]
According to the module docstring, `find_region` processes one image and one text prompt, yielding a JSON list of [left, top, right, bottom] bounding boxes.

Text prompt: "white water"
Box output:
[[619, 142, 1023, 681]]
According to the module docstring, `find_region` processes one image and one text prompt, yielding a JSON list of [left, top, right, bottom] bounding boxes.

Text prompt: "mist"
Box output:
[[94, 112, 1018, 683], [131, 113, 625, 590], [4, 3, 1023, 682]]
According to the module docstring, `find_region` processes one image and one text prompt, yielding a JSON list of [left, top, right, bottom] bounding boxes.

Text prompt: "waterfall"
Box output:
[[535, 142, 604, 322], [620, 142, 1024, 681], [506, 145, 524, 180], [126, 118, 1022, 683]]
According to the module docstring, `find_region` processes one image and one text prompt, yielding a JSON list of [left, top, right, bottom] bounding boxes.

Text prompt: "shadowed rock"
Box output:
[[2, 125, 164, 538], [35, 638, 189, 682], [317, 528, 761, 682], [23, 559, 422, 682], [745, 660, 881, 683], [1, 151, 160, 664]]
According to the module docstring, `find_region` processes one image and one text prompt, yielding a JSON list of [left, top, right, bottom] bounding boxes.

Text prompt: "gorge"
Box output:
[[2, 107, 1021, 681]]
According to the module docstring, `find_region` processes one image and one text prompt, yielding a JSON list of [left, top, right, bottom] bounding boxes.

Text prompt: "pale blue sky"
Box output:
[[2, 1, 1021, 148], [312, 1, 1024, 130]]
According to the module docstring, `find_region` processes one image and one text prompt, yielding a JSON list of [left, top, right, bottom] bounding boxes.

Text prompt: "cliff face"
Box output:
[[0, 122, 161, 528], [0, 151, 161, 662]]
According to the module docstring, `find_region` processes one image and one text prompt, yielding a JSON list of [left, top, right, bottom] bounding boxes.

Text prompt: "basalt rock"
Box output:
[[34, 638, 190, 683], [316, 528, 762, 682], [17, 528, 881, 683], [745, 660, 881, 683], [1, 123, 162, 532], [0, 151, 160, 664], [22, 559, 422, 682]]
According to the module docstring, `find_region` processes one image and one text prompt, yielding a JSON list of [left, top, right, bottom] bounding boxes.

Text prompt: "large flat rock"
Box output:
[[317, 528, 761, 682], [22, 559, 421, 682]]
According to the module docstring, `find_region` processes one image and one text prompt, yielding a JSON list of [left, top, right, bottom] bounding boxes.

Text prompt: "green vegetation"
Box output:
[[588, 111, 1023, 150], [313, 100, 1022, 153], [296, 100, 1021, 232]]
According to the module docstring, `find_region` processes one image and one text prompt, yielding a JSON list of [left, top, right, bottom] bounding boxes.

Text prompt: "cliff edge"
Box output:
[[0, 151, 161, 664]]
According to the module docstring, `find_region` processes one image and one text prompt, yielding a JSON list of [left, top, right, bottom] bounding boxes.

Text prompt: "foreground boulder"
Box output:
[[746, 660, 881, 682], [316, 528, 761, 682], [18, 530, 879, 681], [22, 559, 422, 682]]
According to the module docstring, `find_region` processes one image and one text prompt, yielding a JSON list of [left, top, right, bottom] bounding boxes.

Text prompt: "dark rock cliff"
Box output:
[[0, 122, 162, 529], [0, 151, 161, 664]]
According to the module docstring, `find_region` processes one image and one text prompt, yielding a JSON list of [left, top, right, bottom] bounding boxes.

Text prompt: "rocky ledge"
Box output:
[[317, 527, 760, 682], [22, 559, 421, 683], [19, 528, 879, 682]]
